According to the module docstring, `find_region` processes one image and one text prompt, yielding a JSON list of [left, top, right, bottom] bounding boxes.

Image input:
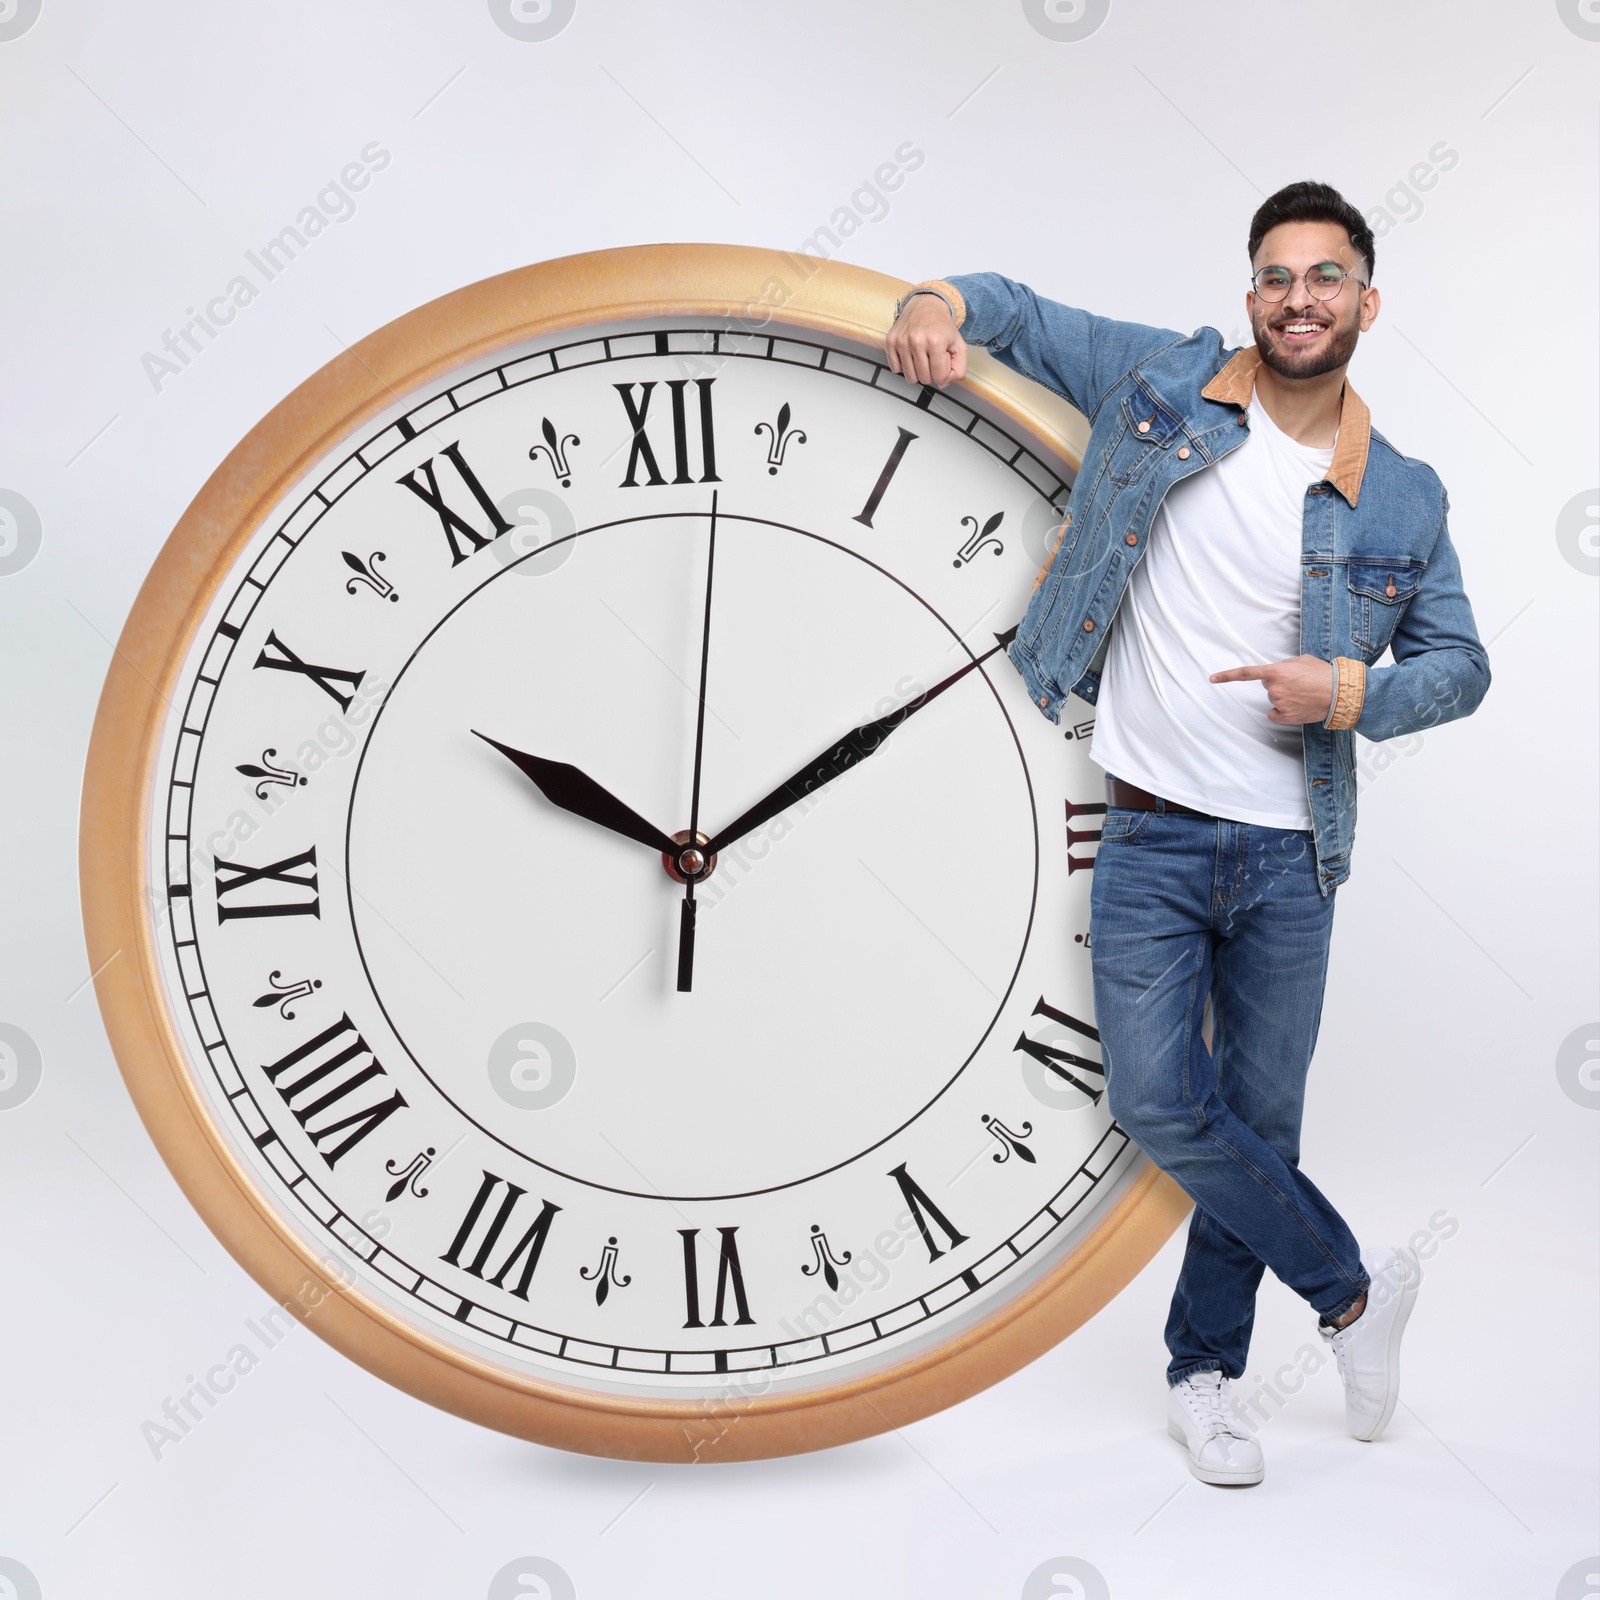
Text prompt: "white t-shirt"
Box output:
[[1089, 384, 1334, 830]]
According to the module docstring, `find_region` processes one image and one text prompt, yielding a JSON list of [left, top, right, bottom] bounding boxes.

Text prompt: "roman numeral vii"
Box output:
[[441, 1171, 562, 1302]]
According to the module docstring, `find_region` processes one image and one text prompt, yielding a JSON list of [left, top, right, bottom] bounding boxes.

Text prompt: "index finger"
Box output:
[[1209, 665, 1269, 683]]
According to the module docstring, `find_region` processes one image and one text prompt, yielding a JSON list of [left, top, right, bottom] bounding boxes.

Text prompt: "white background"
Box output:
[[1, 3, 1596, 1597]]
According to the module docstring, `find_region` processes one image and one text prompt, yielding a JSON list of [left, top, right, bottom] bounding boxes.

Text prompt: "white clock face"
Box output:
[[147, 317, 1131, 1399]]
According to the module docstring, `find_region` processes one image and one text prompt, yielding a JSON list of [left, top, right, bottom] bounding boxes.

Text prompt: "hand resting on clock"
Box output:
[[885, 292, 968, 390]]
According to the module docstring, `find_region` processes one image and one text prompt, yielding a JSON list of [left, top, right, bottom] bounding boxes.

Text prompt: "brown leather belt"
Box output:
[[1105, 776, 1206, 817]]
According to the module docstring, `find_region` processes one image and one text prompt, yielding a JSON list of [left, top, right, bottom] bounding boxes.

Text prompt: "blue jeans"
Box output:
[[1088, 797, 1370, 1386]]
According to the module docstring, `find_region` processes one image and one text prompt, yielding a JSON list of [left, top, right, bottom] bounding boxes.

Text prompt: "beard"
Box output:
[[1253, 313, 1360, 380]]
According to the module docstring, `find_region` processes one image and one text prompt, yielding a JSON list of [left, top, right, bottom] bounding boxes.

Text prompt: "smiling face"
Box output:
[[1247, 219, 1380, 381]]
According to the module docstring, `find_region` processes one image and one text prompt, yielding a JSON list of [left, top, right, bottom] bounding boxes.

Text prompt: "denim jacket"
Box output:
[[934, 272, 1491, 894]]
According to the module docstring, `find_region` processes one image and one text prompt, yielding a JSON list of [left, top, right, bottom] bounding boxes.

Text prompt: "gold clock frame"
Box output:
[[79, 244, 1191, 1462]]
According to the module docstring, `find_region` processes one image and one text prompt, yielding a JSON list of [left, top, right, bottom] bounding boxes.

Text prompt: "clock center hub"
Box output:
[[664, 829, 717, 885]]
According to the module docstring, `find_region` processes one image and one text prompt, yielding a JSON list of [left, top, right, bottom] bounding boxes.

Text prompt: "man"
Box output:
[[886, 180, 1489, 1487]]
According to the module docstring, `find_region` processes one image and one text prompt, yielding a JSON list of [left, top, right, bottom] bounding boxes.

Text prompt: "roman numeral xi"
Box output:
[[397, 442, 513, 567]]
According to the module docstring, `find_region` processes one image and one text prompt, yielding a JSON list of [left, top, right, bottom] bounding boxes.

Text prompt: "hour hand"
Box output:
[[473, 732, 677, 855]]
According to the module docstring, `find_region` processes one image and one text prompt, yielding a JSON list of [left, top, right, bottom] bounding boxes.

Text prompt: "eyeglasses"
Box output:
[[1250, 262, 1368, 302]]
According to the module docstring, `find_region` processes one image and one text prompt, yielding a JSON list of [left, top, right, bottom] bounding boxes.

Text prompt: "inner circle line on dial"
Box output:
[[343, 508, 1041, 1202]]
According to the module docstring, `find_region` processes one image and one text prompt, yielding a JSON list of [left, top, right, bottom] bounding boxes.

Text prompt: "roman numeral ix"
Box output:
[[214, 847, 320, 922]]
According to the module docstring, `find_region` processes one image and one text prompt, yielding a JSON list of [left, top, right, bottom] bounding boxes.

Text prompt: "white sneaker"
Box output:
[[1165, 1370, 1263, 1486], [1318, 1245, 1421, 1441]]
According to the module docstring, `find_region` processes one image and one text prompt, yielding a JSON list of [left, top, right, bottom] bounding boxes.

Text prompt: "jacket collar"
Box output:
[[1201, 345, 1370, 508]]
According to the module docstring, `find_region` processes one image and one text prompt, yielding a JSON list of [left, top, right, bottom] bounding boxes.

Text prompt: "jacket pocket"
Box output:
[[1109, 380, 1184, 485], [1347, 557, 1424, 651]]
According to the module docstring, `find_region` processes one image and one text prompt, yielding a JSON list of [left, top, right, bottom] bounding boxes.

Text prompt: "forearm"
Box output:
[[943, 272, 1184, 418], [1352, 647, 1491, 741]]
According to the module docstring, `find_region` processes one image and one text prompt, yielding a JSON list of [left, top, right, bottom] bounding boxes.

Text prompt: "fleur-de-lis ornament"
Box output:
[[579, 1236, 632, 1306], [384, 1147, 436, 1203], [236, 748, 306, 801], [528, 416, 580, 487], [981, 1113, 1037, 1164], [754, 402, 807, 474], [954, 510, 1005, 567], [342, 549, 399, 601], [800, 1223, 853, 1292], [251, 970, 321, 1021]]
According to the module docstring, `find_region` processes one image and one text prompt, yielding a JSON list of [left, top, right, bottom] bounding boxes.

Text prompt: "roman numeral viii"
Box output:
[[257, 1013, 408, 1167], [615, 379, 720, 488], [214, 847, 319, 922], [397, 441, 512, 566], [441, 1171, 562, 1302]]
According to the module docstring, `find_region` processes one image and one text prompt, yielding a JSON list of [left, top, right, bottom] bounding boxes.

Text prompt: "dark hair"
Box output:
[[1248, 181, 1375, 283]]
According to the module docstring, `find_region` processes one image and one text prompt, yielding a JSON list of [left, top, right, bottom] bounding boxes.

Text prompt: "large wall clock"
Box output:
[[81, 245, 1189, 1461]]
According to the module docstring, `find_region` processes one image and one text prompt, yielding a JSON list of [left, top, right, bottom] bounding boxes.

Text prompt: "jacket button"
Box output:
[[1137, 420, 1151, 434], [1237, 414, 1249, 426], [1177, 446, 1191, 459], [1385, 575, 1397, 597], [1083, 619, 1095, 632], [1125, 533, 1138, 546], [1039, 695, 1049, 708]]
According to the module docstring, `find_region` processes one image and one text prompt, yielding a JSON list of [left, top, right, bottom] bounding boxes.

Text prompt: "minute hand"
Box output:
[[703, 626, 1018, 856]]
